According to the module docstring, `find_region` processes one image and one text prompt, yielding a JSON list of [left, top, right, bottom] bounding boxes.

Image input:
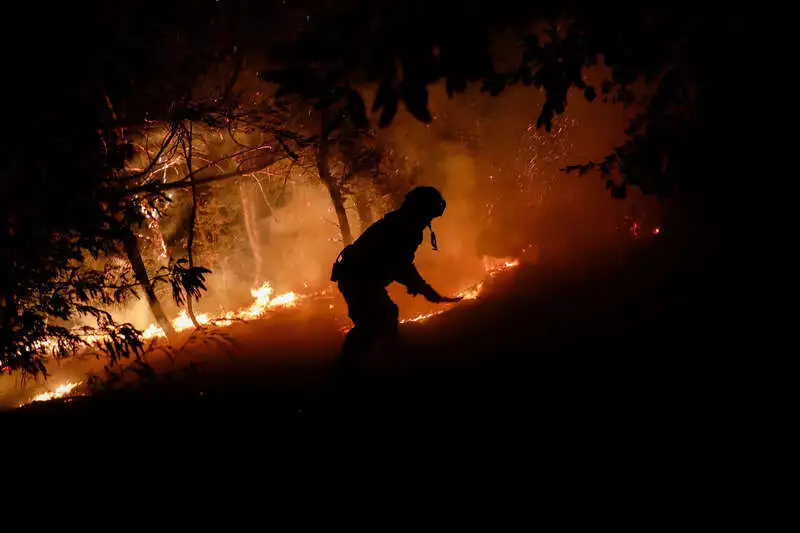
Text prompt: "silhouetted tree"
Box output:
[[0, 0, 243, 374], [256, 2, 744, 205]]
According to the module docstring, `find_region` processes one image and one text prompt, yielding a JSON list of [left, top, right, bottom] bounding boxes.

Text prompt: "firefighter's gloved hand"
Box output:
[[418, 285, 444, 303], [418, 286, 462, 304]]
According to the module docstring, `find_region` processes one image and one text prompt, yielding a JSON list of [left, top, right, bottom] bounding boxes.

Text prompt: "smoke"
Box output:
[[102, 51, 660, 332], [1, 70, 668, 409], [358, 79, 660, 293], [259, 181, 345, 291], [75, 69, 661, 345], [172, 72, 663, 317]]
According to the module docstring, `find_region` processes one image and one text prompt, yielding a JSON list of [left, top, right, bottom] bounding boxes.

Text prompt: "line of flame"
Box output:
[[17, 257, 521, 406], [19, 381, 83, 407], [142, 282, 298, 339]]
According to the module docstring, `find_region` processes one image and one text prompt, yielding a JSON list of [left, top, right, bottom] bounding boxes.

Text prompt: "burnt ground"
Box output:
[[4, 230, 779, 451]]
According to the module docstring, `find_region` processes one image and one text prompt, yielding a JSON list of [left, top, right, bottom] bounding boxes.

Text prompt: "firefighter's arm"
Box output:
[[396, 263, 439, 301], [397, 263, 461, 303]]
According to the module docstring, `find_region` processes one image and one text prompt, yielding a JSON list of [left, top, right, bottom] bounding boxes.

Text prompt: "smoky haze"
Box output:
[[109, 69, 661, 331]]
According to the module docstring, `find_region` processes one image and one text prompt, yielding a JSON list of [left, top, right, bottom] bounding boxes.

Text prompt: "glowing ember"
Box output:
[[20, 381, 82, 406], [482, 256, 520, 276], [623, 216, 643, 239]]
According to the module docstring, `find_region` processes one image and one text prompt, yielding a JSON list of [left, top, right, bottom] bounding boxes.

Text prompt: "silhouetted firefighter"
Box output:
[[331, 186, 462, 375]]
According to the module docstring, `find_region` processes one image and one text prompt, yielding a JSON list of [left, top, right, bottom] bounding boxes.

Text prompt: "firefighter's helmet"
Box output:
[[402, 186, 446, 219]]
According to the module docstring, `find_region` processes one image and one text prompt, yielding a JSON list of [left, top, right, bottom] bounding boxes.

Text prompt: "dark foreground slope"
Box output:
[[4, 226, 758, 431]]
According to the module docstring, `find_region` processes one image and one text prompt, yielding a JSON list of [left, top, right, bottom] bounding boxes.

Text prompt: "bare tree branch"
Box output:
[[116, 123, 180, 182], [124, 146, 286, 196], [276, 159, 296, 204], [134, 156, 291, 196]]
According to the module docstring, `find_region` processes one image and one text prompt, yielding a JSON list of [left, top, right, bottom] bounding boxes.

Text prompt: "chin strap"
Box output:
[[428, 223, 438, 251]]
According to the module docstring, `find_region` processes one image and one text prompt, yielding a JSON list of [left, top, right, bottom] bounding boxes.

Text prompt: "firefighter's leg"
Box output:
[[338, 285, 385, 378], [341, 323, 378, 367], [367, 290, 403, 364], [374, 290, 399, 339]]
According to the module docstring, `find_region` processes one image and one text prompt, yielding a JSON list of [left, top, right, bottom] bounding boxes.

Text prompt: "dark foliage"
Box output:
[[1, 1, 224, 375], [168, 260, 212, 307], [257, 2, 744, 202]]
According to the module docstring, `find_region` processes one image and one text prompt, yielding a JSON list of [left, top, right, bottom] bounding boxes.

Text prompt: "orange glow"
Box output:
[[20, 257, 520, 406], [242, 282, 275, 319], [31, 259, 519, 349], [458, 282, 483, 300], [138, 202, 168, 260], [19, 381, 83, 407], [142, 322, 166, 340], [482, 256, 520, 276], [138, 282, 298, 339], [171, 310, 211, 332], [136, 257, 519, 335], [268, 291, 298, 309], [400, 310, 445, 324], [402, 256, 520, 324]]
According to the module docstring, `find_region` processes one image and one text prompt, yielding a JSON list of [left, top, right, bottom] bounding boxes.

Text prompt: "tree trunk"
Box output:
[[317, 134, 353, 246], [121, 229, 177, 342], [184, 121, 200, 328], [240, 180, 264, 286], [353, 184, 374, 234]]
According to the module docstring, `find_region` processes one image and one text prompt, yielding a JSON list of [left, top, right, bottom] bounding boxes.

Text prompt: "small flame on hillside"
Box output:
[[19, 381, 84, 407], [142, 282, 298, 339]]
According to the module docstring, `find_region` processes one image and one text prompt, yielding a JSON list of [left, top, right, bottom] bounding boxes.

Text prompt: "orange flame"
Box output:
[[400, 310, 445, 324], [139, 282, 298, 339], [400, 256, 520, 324], [19, 381, 83, 407]]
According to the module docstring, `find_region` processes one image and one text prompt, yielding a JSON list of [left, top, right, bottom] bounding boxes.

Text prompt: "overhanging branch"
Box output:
[[126, 156, 290, 195]]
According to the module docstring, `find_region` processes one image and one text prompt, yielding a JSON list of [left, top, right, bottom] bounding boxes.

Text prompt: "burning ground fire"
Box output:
[[15, 256, 519, 407], [18, 381, 84, 407], [398, 257, 519, 325], [141, 282, 299, 339]]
